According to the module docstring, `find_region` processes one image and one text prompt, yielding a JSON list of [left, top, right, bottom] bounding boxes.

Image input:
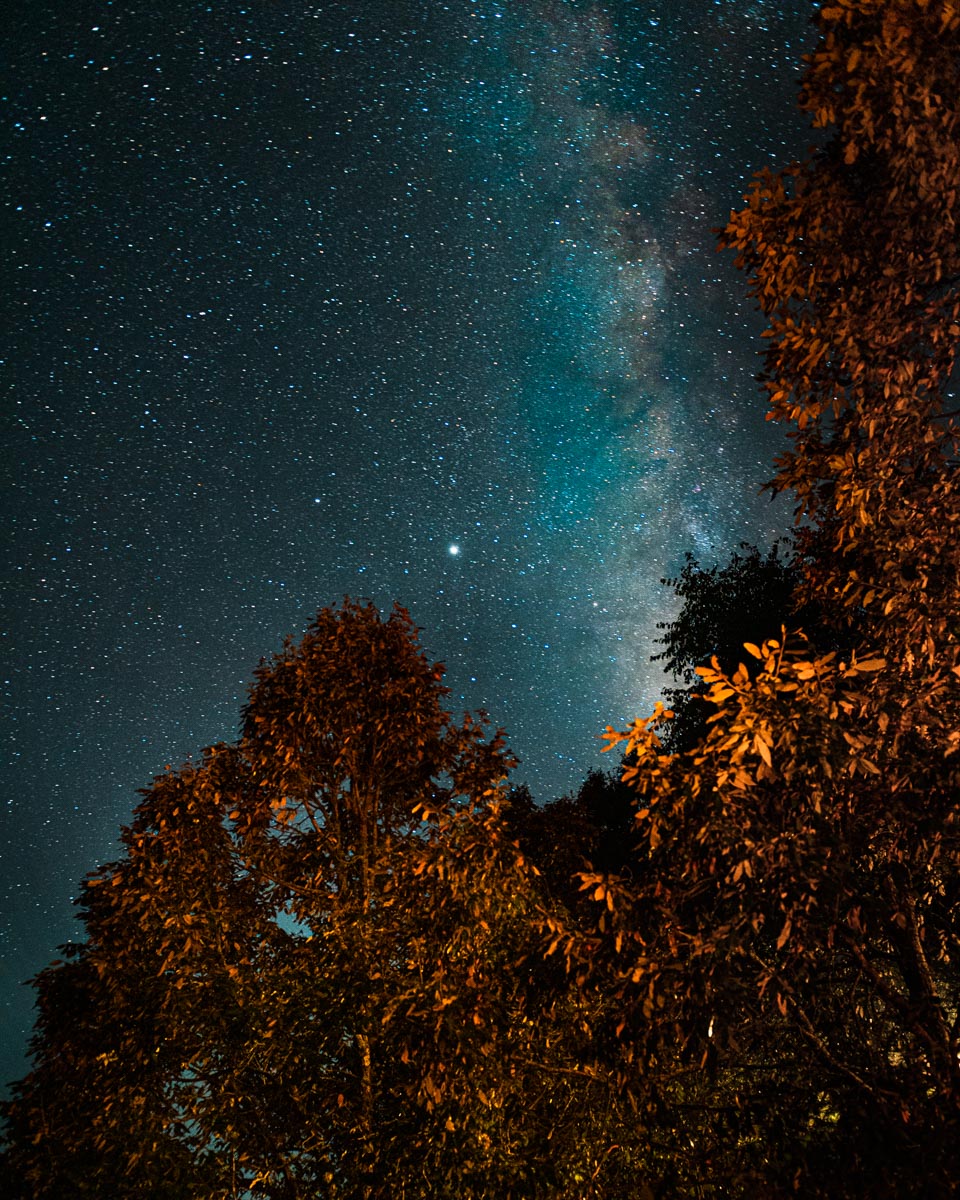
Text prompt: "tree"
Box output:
[[651, 542, 860, 753], [571, 2, 960, 1194], [1, 602, 515, 1197], [226, 600, 519, 1196], [717, 7, 960, 1180], [721, 0, 960, 686], [0, 748, 259, 1197], [504, 771, 640, 907], [652, 543, 804, 752], [2, 600, 654, 1198], [382, 790, 654, 1199]]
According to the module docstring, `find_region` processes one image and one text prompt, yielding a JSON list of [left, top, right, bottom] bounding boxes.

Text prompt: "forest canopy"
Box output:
[[3, 2, 960, 1197]]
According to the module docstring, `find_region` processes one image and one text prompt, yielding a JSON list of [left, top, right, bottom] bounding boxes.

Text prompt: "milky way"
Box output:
[[2, 0, 819, 1088]]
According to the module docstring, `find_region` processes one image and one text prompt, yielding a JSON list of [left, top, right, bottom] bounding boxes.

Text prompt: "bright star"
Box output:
[[448, 544, 460, 556]]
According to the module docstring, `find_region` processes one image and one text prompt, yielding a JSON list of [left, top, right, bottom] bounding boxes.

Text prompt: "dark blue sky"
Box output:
[[2, 0, 819, 1090]]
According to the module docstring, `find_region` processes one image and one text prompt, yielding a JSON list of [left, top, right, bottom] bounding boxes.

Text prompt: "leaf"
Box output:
[[776, 917, 792, 951]]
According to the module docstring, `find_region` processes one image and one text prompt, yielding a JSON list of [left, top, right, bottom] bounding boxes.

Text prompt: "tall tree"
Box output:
[[1, 602, 515, 1197], [3, 600, 650, 1198], [577, 2, 960, 1194], [229, 600, 519, 1196], [722, 0, 960, 688]]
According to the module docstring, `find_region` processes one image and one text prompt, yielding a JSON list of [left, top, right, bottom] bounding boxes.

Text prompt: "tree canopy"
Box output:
[[588, 1, 960, 1193], [1, 602, 646, 1198]]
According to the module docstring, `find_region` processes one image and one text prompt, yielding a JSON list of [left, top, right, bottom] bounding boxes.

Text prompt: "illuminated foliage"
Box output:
[[652, 543, 811, 752], [579, 2, 960, 1194], [721, 0, 960, 684], [1, 601, 651, 1198]]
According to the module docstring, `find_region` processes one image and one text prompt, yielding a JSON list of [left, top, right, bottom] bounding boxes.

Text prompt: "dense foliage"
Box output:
[[0, 602, 644, 1198], [652, 543, 806, 752], [589, 0, 960, 1194]]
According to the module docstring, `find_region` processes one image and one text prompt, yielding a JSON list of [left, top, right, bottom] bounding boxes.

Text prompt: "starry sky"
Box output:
[[2, 0, 820, 1091]]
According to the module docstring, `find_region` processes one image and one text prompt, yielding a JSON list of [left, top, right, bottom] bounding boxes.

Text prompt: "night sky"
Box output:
[[2, 0, 819, 1091]]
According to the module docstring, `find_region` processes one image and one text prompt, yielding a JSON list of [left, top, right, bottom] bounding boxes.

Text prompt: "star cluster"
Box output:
[[2, 0, 819, 1088]]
